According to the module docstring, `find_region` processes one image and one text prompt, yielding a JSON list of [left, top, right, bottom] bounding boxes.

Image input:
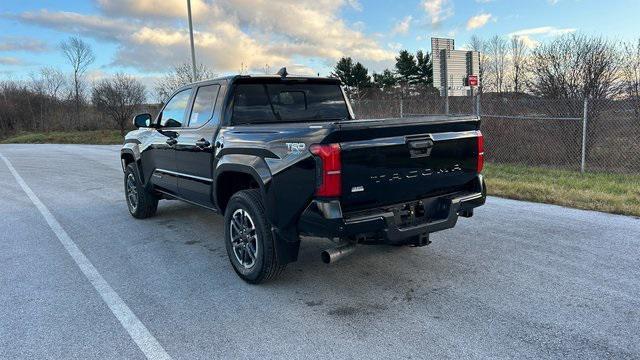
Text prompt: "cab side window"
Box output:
[[159, 88, 192, 128], [188, 84, 221, 127]]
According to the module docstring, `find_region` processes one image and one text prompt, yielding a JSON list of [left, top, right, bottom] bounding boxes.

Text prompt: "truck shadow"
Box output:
[[153, 201, 472, 320], [279, 236, 469, 316]]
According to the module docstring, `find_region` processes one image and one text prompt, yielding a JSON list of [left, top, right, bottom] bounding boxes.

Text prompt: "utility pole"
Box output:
[[187, 0, 197, 81]]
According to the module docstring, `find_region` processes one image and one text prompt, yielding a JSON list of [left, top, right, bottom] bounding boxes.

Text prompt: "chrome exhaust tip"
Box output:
[[321, 243, 356, 264]]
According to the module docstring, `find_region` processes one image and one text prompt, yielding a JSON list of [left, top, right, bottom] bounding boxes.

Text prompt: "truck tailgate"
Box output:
[[328, 117, 481, 212]]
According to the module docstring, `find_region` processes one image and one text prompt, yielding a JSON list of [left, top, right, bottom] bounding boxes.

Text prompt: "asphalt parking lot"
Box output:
[[1, 144, 639, 359]]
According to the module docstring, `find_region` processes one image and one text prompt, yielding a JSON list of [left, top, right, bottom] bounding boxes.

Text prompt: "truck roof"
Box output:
[[185, 73, 341, 87]]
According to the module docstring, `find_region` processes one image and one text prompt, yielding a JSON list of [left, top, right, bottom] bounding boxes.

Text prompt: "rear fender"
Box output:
[[214, 154, 272, 215], [214, 153, 309, 264]]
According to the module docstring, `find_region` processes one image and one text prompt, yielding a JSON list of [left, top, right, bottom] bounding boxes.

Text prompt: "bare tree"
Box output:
[[154, 63, 216, 102], [527, 33, 621, 99], [622, 38, 640, 100], [92, 74, 146, 136], [487, 35, 508, 93], [27, 67, 70, 132], [60, 37, 95, 126], [510, 36, 527, 94], [468, 35, 488, 92], [31, 67, 68, 100]]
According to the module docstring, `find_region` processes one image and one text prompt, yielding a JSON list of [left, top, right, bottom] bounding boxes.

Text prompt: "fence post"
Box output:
[[445, 91, 450, 115], [580, 98, 588, 173], [475, 92, 481, 118]]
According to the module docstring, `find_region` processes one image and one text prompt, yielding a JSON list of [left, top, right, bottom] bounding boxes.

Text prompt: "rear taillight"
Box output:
[[310, 143, 342, 197], [477, 131, 484, 173]]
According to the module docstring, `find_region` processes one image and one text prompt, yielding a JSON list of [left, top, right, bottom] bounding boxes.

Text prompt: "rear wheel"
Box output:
[[124, 163, 158, 219], [224, 189, 286, 283]]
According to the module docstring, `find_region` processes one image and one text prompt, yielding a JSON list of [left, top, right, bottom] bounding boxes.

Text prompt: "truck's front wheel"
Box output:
[[124, 163, 158, 219], [224, 189, 286, 284]]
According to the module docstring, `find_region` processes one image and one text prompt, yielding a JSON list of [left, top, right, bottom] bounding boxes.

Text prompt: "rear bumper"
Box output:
[[298, 175, 486, 244]]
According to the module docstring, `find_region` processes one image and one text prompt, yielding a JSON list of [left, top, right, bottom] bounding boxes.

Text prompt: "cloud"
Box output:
[[466, 13, 492, 30], [96, 0, 216, 20], [422, 0, 453, 27], [509, 26, 576, 37], [14, 1, 395, 74], [387, 42, 403, 51], [511, 35, 541, 48], [508, 26, 577, 48], [391, 16, 412, 35], [346, 0, 363, 11], [0, 57, 23, 65], [352, 21, 366, 32], [17, 10, 133, 42], [0, 36, 49, 53], [286, 64, 318, 76]]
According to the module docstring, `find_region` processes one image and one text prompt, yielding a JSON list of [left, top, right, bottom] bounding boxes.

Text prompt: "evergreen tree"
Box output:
[[331, 57, 354, 86], [373, 69, 398, 89], [415, 50, 433, 86], [395, 50, 418, 84], [351, 62, 372, 89], [331, 57, 371, 100]]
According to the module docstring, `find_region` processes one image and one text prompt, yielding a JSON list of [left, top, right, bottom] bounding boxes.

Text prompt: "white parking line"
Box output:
[[0, 154, 172, 360]]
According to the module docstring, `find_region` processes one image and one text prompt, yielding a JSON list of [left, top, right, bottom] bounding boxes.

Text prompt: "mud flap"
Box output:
[[272, 226, 301, 264]]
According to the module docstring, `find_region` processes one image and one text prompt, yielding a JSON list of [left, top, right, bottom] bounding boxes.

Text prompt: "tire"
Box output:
[[124, 162, 158, 219], [224, 189, 286, 284]]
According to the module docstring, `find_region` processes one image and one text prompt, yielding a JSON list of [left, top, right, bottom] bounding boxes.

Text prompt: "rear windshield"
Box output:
[[231, 82, 349, 124]]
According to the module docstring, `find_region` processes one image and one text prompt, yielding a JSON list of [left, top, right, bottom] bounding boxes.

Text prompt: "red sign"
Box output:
[[468, 75, 479, 87]]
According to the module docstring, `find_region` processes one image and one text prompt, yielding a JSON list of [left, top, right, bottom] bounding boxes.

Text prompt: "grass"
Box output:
[[1, 130, 123, 145], [484, 163, 640, 217]]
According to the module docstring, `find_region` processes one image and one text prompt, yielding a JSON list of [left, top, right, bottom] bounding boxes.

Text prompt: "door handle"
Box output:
[[195, 138, 211, 148], [408, 140, 433, 150], [407, 138, 433, 158], [166, 138, 178, 146]]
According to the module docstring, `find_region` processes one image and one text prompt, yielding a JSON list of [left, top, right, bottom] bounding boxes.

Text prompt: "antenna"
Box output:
[[277, 67, 288, 78], [186, 0, 197, 81]]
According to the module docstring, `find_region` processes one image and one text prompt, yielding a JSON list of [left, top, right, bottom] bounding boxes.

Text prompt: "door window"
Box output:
[[188, 84, 221, 127], [159, 88, 192, 128]]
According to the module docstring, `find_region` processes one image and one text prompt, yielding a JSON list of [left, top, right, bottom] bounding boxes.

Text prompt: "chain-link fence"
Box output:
[[351, 95, 477, 119], [480, 97, 585, 171], [584, 99, 640, 173], [481, 96, 640, 173], [351, 94, 640, 174]]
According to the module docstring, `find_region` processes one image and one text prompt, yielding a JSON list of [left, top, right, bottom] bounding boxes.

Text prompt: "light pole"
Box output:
[[187, 0, 197, 81]]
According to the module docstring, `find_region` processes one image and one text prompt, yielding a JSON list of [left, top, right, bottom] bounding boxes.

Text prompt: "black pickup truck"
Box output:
[[121, 71, 486, 283]]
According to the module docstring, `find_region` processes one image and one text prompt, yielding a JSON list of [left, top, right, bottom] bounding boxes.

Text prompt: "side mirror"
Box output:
[[133, 113, 152, 128], [162, 118, 182, 128]]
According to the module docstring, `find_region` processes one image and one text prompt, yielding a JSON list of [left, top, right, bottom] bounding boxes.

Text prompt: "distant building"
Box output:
[[431, 37, 480, 96]]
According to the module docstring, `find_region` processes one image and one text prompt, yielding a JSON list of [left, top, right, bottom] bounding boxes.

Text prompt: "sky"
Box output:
[[0, 0, 639, 86]]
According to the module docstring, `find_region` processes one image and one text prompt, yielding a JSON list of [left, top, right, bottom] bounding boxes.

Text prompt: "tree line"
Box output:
[[468, 33, 639, 100], [1, 33, 639, 139], [331, 49, 437, 99], [0, 36, 217, 138], [334, 33, 640, 101]]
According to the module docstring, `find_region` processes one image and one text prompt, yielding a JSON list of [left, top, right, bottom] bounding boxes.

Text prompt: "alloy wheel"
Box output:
[[229, 208, 259, 269], [126, 173, 138, 212]]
